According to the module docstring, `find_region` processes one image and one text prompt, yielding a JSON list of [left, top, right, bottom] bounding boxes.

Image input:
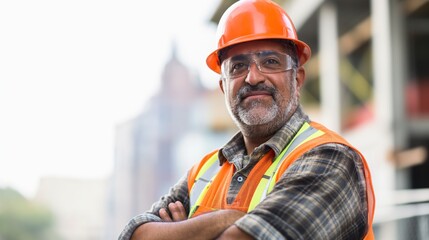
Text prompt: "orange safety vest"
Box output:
[[187, 121, 375, 239]]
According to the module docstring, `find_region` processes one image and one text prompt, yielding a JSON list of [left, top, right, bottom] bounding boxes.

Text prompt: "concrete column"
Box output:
[[319, 2, 341, 133], [372, 0, 394, 128], [391, 0, 410, 190], [371, 0, 397, 238], [371, 0, 396, 190]]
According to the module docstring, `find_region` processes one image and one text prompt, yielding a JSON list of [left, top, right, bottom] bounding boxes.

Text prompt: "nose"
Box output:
[[244, 61, 265, 86]]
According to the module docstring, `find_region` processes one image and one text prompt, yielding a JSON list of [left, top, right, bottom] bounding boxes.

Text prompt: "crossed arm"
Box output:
[[130, 201, 253, 240], [123, 144, 369, 240]]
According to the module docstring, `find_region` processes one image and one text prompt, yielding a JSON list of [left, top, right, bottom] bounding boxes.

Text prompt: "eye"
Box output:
[[230, 62, 248, 73], [264, 58, 281, 65], [261, 57, 282, 69]]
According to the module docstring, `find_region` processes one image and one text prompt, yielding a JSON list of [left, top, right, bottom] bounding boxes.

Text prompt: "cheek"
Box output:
[[225, 81, 240, 99], [275, 82, 292, 97]]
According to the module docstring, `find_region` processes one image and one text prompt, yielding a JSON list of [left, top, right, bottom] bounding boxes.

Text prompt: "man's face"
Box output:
[[219, 40, 305, 137]]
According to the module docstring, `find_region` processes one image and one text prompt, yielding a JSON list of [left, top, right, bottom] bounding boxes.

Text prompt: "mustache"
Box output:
[[237, 83, 276, 100]]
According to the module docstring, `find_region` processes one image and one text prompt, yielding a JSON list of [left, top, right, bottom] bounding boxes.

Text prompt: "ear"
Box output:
[[295, 66, 306, 91], [219, 78, 225, 94]]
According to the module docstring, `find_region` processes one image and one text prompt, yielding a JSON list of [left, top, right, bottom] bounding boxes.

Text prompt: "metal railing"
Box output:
[[373, 189, 429, 240]]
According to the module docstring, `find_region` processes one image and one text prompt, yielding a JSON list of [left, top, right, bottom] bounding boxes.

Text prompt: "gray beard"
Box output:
[[236, 78, 298, 127], [226, 69, 299, 137], [230, 83, 299, 138], [237, 100, 279, 125]]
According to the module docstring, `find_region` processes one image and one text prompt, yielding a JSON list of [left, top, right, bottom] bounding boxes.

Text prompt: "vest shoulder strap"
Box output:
[[188, 151, 220, 218], [266, 121, 376, 240], [248, 122, 324, 211]]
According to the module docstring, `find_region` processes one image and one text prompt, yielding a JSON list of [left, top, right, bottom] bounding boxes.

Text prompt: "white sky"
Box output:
[[0, 0, 221, 198]]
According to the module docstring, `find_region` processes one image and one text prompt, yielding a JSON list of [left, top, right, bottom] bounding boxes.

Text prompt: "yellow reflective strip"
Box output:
[[248, 155, 285, 211], [189, 206, 198, 218], [189, 179, 216, 218], [267, 130, 325, 193], [189, 180, 213, 218], [248, 123, 311, 212], [194, 180, 211, 205], [303, 130, 324, 142], [188, 152, 219, 218], [248, 177, 269, 211], [275, 122, 311, 163], [194, 152, 219, 181]]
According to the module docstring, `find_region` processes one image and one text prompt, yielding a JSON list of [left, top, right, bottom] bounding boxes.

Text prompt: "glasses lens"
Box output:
[[221, 51, 293, 79]]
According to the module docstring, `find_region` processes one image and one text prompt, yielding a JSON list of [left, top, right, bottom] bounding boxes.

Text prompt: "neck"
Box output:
[[239, 104, 301, 155], [242, 131, 273, 155]]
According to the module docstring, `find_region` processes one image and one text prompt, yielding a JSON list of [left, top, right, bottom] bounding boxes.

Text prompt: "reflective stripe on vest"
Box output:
[[188, 152, 220, 218], [188, 122, 324, 218], [248, 122, 324, 211]]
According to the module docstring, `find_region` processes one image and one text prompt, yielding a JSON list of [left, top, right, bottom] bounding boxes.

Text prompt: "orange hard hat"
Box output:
[[206, 0, 311, 74]]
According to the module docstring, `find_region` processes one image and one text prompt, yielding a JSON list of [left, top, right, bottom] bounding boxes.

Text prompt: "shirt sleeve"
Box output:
[[117, 173, 190, 240], [235, 143, 368, 240]]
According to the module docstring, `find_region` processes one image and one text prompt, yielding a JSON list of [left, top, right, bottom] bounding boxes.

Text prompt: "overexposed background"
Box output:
[[0, 0, 219, 198]]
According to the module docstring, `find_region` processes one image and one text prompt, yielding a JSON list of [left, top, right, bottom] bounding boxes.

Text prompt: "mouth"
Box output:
[[241, 91, 273, 101]]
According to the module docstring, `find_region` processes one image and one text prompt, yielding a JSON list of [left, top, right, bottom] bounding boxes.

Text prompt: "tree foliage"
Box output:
[[0, 188, 58, 240]]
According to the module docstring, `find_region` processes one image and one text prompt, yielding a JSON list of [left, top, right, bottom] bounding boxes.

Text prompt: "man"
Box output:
[[119, 0, 375, 239]]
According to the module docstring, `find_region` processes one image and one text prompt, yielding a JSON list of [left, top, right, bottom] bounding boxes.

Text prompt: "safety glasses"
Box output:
[[221, 50, 294, 79]]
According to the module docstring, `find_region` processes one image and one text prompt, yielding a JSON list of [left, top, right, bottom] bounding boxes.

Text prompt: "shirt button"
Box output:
[[237, 176, 244, 183]]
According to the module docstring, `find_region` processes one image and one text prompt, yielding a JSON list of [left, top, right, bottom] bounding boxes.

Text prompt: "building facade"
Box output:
[[107, 46, 236, 238]]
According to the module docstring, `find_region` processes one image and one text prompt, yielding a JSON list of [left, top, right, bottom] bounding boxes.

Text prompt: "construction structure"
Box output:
[[209, 0, 429, 239]]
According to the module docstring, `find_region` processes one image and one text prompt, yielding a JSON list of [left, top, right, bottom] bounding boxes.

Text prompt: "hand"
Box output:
[[159, 201, 187, 222]]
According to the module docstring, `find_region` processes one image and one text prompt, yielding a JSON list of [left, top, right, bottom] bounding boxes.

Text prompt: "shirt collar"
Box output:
[[218, 105, 310, 165]]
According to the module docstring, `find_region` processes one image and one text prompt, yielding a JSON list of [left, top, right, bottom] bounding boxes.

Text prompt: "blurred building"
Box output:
[[107, 45, 237, 238], [34, 176, 108, 240], [211, 0, 429, 239]]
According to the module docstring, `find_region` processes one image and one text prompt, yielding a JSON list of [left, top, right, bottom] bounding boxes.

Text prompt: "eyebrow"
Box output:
[[229, 54, 248, 62], [257, 50, 281, 58], [229, 50, 281, 60]]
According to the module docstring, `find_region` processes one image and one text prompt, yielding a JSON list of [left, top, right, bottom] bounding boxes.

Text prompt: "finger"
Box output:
[[159, 208, 172, 222], [168, 201, 187, 221], [174, 201, 187, 220]]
